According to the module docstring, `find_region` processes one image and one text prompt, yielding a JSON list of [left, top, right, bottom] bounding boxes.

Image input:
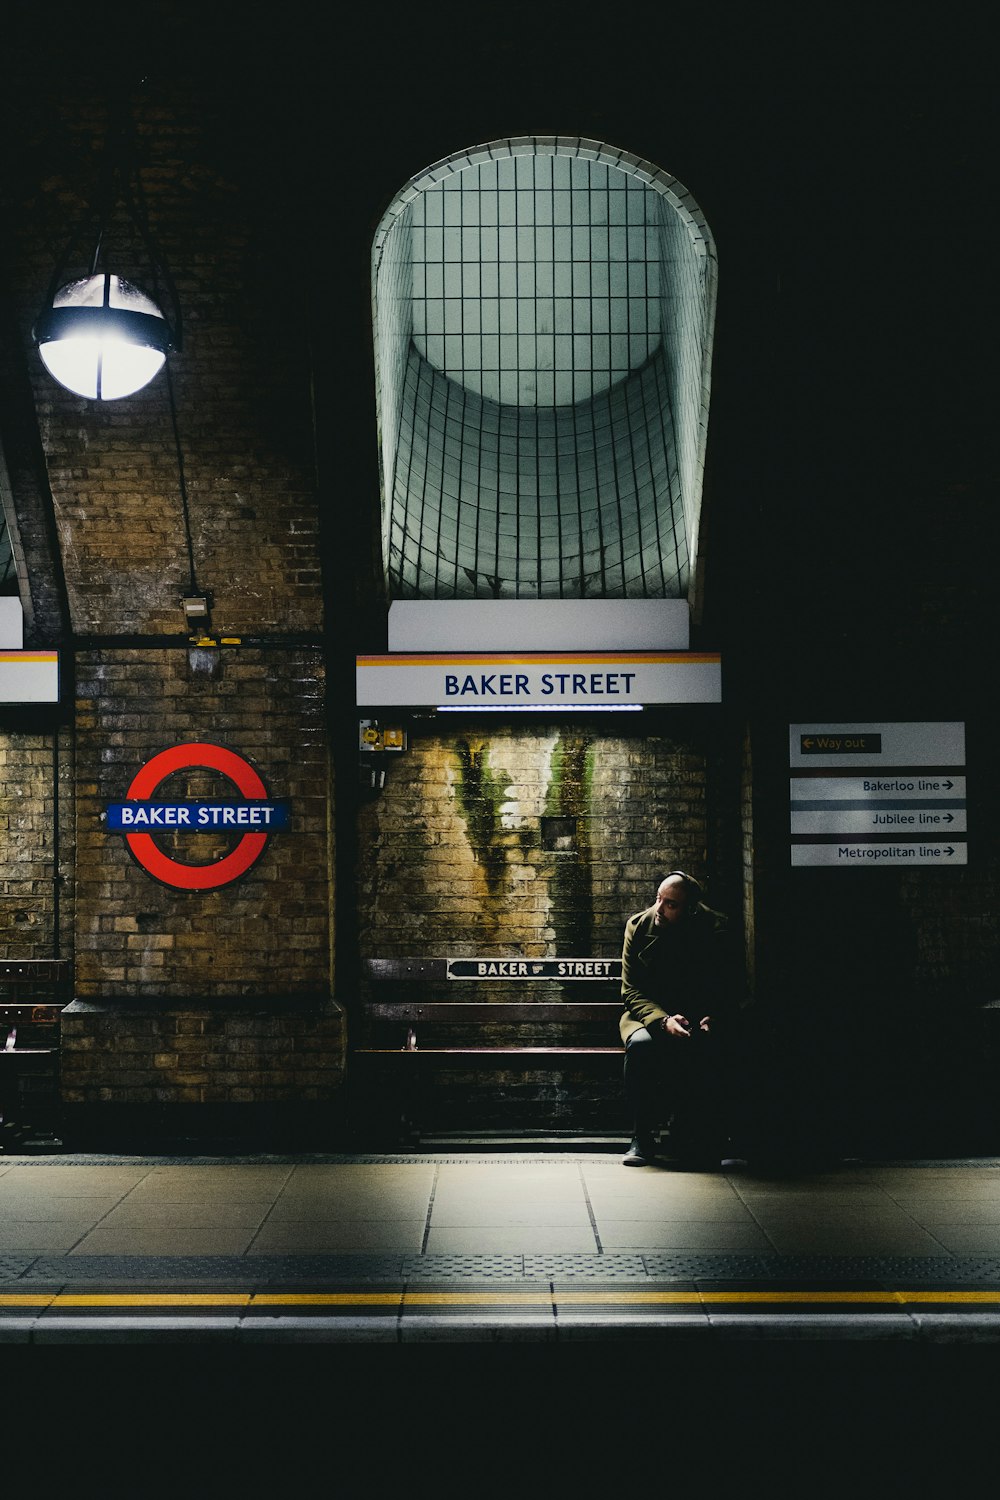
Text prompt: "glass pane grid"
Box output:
[[410, 157, 662, 409], [388, 346, 686, 601], [377, 138, 713, 606]]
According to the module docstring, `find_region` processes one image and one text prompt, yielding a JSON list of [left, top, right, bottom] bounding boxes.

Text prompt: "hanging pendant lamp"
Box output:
[[32, 104, 182, 400]]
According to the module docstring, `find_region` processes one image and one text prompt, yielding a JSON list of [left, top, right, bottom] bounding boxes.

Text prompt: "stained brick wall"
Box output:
[[0, 727, 74, 958], [357, 720, 726, 1002]]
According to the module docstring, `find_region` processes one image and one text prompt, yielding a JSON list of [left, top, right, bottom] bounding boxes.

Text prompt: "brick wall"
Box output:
[[52, 644, 343, 1127], [60, 1001, 345, 1110], [740, 724, 755, 995], [0, 727, 74, 959], [73, 646, 330, 999], [358, 720, 722, 1000]]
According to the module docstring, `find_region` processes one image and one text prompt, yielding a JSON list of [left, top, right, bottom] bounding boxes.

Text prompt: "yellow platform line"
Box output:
[[249, 1292, 400, 1306], [2, 1289, 1000, 1311], [0, 1293, 253, 1308], [401, 1290, 1000, 1307]]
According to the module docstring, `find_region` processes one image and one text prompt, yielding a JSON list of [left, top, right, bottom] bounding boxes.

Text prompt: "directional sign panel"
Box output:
[[789, 722, 967, 867]]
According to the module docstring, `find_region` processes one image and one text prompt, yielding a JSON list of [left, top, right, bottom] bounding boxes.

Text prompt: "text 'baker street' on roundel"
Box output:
[[119, 743, 277, 891]]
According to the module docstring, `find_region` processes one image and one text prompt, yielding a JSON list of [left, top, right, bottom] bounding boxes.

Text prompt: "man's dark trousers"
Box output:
[[624, 1025, 729, 1158]]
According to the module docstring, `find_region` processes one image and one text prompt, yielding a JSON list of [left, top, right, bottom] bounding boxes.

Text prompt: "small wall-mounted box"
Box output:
[[359, 720, 408, 752]]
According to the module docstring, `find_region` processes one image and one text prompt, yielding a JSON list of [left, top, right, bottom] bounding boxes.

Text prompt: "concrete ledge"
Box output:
[[62, 997, 345, 1016], [57, 1100, 348, 1153]]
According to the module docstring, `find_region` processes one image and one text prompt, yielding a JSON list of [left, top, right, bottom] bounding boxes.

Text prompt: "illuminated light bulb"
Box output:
[[34, 273, 173, 400]]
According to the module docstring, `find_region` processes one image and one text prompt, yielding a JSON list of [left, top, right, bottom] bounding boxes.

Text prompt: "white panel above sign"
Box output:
[[0, 651, 59, 703], [387, 600, 690, 652], [0, 599, 24, 649]]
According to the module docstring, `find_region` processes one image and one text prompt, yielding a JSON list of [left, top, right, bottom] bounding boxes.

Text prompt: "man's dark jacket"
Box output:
[[619, 902, 733, 1045]]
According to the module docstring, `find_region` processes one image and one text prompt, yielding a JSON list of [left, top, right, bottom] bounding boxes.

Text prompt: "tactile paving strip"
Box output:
[[403, 1255, 530, 1280], [8, 1255, 408, 1282], [641, 1254, 1000, 1283], [525, 1254, 647, 1279], [3, 1252, 1000, 1284]]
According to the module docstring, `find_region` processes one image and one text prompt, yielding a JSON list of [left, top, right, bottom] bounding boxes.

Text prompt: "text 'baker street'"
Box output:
[[444, 672, 637, 697]]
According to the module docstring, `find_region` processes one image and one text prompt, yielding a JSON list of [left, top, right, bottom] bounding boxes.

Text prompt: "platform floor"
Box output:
[[3, 1149, 1000, 1348]]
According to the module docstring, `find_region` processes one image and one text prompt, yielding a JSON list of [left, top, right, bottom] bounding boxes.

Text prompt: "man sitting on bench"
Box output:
[[619, 871, 737, 1168]]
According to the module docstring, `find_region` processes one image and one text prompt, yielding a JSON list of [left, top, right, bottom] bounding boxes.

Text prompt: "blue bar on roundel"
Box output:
[[106, 800, 291, 831]]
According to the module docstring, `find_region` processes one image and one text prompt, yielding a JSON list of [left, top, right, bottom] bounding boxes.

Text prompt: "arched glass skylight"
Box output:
[[372, 137, 716, 605]]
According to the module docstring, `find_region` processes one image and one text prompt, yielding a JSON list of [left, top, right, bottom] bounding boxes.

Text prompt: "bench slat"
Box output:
[[357, 1046, 621, 1055], [365, 1002, 620, 1020], [364, 958, 448, 981], [355, 994, 624, 1141]]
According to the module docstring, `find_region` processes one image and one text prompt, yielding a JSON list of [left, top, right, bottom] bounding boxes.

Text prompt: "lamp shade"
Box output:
[[33, 273, 174, 400]]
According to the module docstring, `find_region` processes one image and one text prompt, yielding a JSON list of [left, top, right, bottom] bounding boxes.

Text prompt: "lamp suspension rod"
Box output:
[[165, 357, 198, 599]]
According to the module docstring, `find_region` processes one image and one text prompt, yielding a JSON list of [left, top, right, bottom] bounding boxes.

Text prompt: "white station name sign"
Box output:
[[357, 652, 721, 707], [790, 721, 967, 867]]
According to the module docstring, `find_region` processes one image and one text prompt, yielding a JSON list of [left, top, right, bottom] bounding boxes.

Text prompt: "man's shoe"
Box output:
[[622, 1136, 656, 1166]]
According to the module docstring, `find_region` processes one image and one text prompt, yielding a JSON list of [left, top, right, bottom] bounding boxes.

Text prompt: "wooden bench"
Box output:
[[0, 960, 70, 1150], [352, 959, 626, 1142]]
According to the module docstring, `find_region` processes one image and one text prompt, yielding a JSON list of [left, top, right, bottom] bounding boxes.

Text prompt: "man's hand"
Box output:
[[662, 1014, 712, 1038]]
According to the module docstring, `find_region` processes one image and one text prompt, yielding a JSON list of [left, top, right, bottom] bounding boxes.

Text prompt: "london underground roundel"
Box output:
[[111, 743, 287, 891]]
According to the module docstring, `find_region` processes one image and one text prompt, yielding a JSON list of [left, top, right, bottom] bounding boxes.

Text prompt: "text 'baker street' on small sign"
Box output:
[[789, 722, 967, 867], [447, 958, 621, 980]]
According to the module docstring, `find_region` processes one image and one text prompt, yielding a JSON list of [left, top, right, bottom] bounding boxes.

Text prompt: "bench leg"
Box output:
[[348, 1058, 422, 1151], [397, 1065, 422, 1149]]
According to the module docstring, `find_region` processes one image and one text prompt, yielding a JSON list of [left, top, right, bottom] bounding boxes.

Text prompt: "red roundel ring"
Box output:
[[123, 743, 270, 891]]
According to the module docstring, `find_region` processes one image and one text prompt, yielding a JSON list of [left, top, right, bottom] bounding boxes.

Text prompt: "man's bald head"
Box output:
[[653, 873, 701, 926]]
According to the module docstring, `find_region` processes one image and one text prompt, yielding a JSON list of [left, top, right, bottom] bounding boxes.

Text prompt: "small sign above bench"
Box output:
[[364, 957, 622, 982]]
